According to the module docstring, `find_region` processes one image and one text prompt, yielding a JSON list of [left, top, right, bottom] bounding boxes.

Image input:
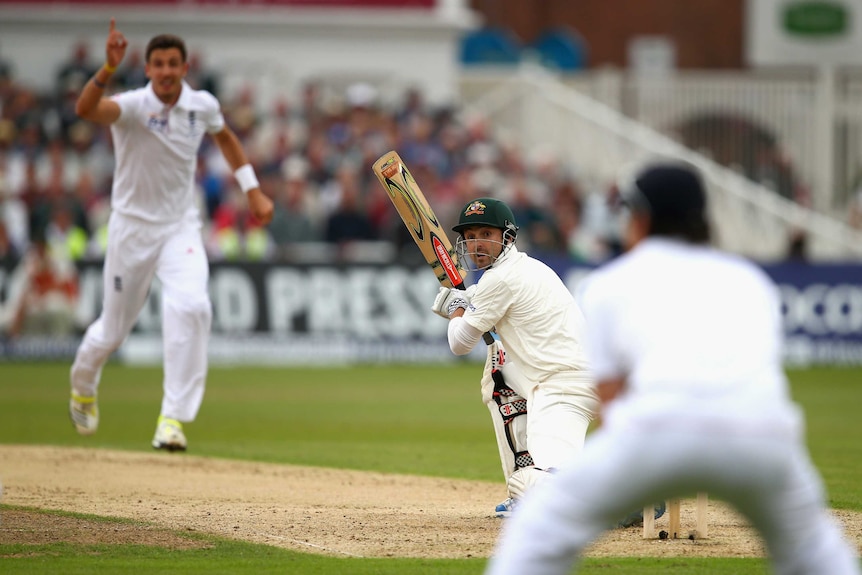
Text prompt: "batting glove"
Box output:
[[431, 286, 470, 319]]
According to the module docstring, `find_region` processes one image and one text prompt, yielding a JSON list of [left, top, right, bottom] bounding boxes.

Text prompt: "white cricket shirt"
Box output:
[[461, 245, 591, 384], [579, 238, 800, 433], [110, 81, 224, 223]]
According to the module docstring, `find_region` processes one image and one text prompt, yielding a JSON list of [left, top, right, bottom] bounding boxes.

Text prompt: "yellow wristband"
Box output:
[[103, 62, 117, 74]]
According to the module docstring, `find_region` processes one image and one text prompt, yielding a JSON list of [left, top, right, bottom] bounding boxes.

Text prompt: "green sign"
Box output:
[[783, 1, 848, 36]]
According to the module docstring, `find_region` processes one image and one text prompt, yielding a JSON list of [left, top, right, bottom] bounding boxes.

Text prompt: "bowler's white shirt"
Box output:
[[460, 245, 591, 385], [579, 238, 801, 435], [110, 81, 224, 223]]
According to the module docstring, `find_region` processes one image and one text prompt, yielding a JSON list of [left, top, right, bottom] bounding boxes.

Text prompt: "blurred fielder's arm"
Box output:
[[597, 376, 626, 404], [594, 376, 626, 425], [211, 127, 274, 225]]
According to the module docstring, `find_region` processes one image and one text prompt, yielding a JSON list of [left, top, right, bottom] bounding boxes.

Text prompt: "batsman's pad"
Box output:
[[493, 382, 533, 470], [482, 341, 534, 485]]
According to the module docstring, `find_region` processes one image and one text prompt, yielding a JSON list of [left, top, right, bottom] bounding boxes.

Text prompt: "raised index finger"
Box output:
[[109, 17, 116, 33]]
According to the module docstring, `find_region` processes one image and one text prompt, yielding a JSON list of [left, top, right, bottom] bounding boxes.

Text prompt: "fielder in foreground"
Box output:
[[484, 162, 860, 575], [431, 198, 600, 517], [69, 19, 273, 450]]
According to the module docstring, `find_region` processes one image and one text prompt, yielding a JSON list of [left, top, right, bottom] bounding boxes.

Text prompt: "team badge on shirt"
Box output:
[[464, 201, 486, 216], [147, 113, 169, 133]]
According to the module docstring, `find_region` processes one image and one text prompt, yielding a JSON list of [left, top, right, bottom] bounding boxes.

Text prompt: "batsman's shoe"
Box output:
[[151, 416, 187, 452], [616, 501, 667, 528], [494, 498, 517, 518], [69, 392, 98, 435]]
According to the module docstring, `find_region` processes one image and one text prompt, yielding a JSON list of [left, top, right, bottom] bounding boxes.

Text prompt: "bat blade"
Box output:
[[372, 151, 466, 289]]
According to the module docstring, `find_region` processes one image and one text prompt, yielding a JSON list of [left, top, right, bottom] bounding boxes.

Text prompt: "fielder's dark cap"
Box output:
[[623, 163, 707, 225]]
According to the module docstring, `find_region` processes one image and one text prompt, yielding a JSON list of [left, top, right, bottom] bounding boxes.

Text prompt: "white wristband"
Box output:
[[234, 164, 259, 194]]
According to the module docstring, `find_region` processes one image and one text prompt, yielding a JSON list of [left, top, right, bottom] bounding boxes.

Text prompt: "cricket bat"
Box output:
[[371, 150, 494, 345], [372, 150, 466, 290]]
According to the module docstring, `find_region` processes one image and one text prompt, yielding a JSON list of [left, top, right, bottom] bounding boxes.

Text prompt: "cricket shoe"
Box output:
[[151, 415, 187, 452], [616, 501, 667, 528], [69, 392, 99, 435], [494, 497, 517, 518]]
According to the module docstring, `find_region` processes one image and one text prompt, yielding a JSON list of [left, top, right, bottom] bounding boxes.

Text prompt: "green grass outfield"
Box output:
[[2, 362, 861, 574]]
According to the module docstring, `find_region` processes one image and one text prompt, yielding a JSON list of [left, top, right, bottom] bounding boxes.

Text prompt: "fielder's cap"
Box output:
[[622, 162, 707, 227], [452, 197, 518, 235]]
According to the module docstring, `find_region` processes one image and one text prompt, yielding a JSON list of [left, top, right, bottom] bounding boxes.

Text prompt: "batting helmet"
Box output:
[[452, 197, 519, 241]]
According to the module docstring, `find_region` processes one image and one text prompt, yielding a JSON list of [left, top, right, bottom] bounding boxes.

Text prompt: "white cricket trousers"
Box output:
[[71, 211, 212, 422], [481, 356, 597, 498], [486, 421, 861, 575]]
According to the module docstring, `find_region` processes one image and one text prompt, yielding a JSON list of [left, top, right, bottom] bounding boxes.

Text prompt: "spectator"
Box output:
[[207, 188, 250, 260], [44, 199, 89, 261], [400, 113, 445, 176], [185, 51, 219, 97], [4, 229, 78, 338], [7, 39, 623, 267], [112, 47, 147, 90], [269, 157, 319, 250], [224, 84, 258, 145], [848, 185, 862, 231], [0, 122, 29, 254], [324, 173, 375, 245], [786, 228, 808, 261], [436, 120, 468, 181], [0, 42, 15, 110], [572, 182, 625, 263], [507, 174, 561, 254], [299, 80, 325, 134], [54, 41, 98, 141], [10, 95, 45, 160], [55, 40, 96, 98], [252, 96, 301, 173], [394, 86, 425, 130], [304, 132, 336, 189], [0, 219, 19, 267]]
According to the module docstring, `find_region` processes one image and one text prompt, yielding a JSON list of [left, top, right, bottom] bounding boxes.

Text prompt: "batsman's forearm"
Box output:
[[448, 316, 483, 355], [451, 284, 494, 345]]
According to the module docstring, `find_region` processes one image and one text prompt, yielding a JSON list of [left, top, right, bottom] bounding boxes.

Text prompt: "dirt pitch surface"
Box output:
[[1, 445, 861, 559]]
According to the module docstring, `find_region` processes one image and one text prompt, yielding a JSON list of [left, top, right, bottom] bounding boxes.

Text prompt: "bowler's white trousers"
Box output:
[[71, 211, 212, 422], [486, 412, 860, 575]]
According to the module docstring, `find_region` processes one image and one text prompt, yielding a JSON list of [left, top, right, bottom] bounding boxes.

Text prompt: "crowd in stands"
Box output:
[[3, 41, 858, 336], [0, 41, 627, 277]]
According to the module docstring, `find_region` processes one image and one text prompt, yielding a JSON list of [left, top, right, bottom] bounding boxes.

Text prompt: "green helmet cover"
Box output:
[[452, 197, 518, 236]]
